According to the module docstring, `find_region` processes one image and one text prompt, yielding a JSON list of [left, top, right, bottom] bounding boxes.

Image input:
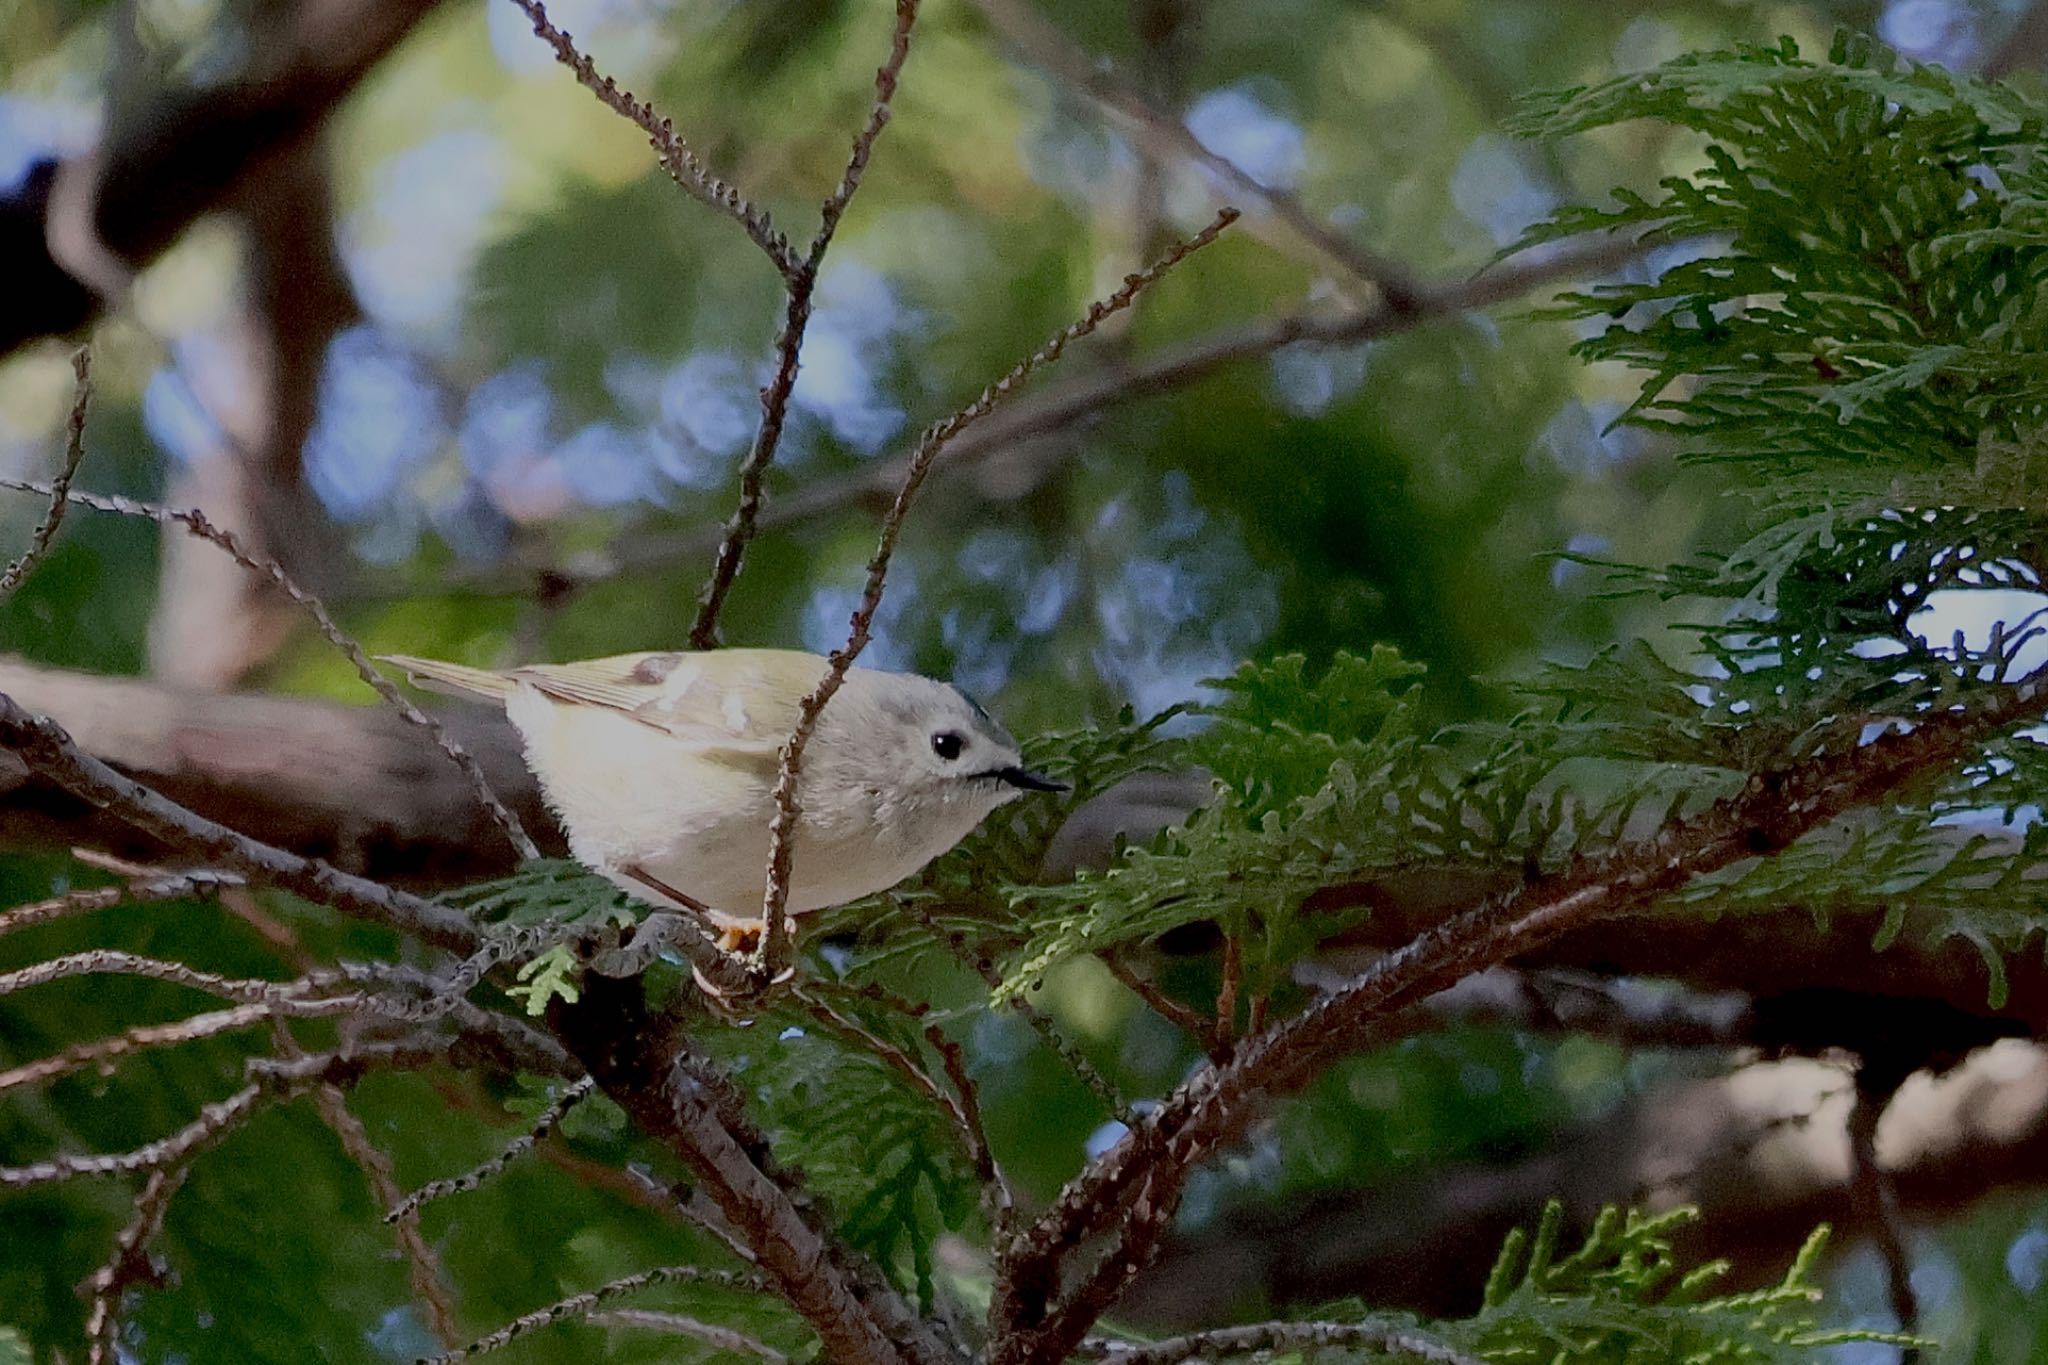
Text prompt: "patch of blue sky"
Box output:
[[0, 93, 96, 194], [1907, 586, 2048, 676], [791, 263, 911, 456], [1270, 339, 1372, 416], [1448, 133, 1556, 248], [140, 362, 226, 466], [1185, 82, 1306, 191], [304, 328, 449, 522], [556, 421, 662, 507], [340, 126, 508, 344], [460, 361, 553, 476], [659, 350, 755, 468], [1880, 0, 1980, 67], [486, 0, 677, 77]]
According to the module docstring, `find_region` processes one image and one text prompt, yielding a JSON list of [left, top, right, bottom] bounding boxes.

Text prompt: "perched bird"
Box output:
[[384, 648, 1064, 947]]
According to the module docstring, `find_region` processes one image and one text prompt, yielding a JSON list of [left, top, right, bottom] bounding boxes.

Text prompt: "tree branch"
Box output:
[[0, 347, 91, 597], [990, 675, 2048, 1364]]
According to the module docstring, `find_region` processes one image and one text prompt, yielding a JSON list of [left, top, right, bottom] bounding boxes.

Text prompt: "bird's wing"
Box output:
[[381, 655, 518, 701], [512, 649, 828, 751]]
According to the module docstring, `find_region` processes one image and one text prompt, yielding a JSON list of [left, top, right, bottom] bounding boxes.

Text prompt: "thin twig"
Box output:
[[789, 982, 1003, 1211], [750, 207, 1240, 985], [272, 1015, 461, 1349], [586, 1308, 789, 1362], [0, 482, 536, 859], [1104, 956, 1212, 1046], [0, 1044, 445, 1189], [924, 1017, 1011, 1226], [387, 1076, 597, 1223], [0, 869, 241, 938], [422, 1264, 770, 1363], [1847, 1067, 1919, 1355], [906, 899, 1124, 1112], [0, 345, 91, 597], [1214, 935, 1242, 1056], [80, 1163, 188, 1365], [1080, 1321, 1488, 1365], [689, 0, 922, 647], [503, 0, 795, 275], [0, 1003, 273, 1094], [0, 691, 485, 953]]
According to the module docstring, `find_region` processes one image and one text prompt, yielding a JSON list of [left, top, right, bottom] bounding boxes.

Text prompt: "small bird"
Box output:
[[384, 648, 1064, 948]]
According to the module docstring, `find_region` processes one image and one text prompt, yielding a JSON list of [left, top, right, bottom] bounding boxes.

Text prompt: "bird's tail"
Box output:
[[380, 655, 517, 703]]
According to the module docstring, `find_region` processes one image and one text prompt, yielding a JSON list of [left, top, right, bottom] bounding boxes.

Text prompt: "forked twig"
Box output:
[[423, 1264, 771, 1362], [0, 482, 536, 860], [751, 207, 1240, 984], [504, 0, 796, 275], [0, 345, 91, 597], [690, 0, 923, 647], [80, 1163, 188, 1365]]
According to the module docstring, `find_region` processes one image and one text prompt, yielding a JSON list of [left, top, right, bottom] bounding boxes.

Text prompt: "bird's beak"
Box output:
[[994, 765, 1068, 793]]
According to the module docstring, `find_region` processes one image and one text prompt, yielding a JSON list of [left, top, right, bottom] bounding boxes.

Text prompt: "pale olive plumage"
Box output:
[[384, 648, 1057, 931]]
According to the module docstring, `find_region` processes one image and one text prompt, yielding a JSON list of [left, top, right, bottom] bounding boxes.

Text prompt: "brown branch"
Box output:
[[0, 482, 535, 859], [0, 1044, 446, 1189], [690, 0, 922, 648], [0, 867, 241, 938], [0, 347, 91, 597], [503, 0, 794, 275], [424, 1263, 770, 1363], [0, 690, 484, 952], [552, 973, 958, 1365], [972, 0, 1421, 308], [80, 1164, 188, 1365], [752, 207, 1240, 985], [990, 675, 2048, 1365], [1081, 1321, 1486, 1365], [585, 1308, 790, 1362], [0, 1003, 273, 1095], [1105, 955, 1213, 1046], [387, 1075, 596, 1222]]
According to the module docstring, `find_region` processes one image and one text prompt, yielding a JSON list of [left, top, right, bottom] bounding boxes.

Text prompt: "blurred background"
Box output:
[[5, 0, 2048, 1359]]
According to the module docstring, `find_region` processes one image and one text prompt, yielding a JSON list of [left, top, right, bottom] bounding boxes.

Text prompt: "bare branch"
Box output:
[[386, 1076, 597, 1223], [809, 0, 920, 269], [690, 0, 923, 648], [1105, 955, 1213, 1049], [0, 868, 241, 938], [1, 1044, 445, 1189], [0, 346, 91, 598], [80, 1164, 188, 1365], [424, 1263, 770, 1363], [992, 675, 2048, 1364], [0, 482, 535, 859], [586, 1308, 790, 1362], [0, 691, 484, 952], [752, 207, 1240, 984], [503, 0, 795, 275], [0, 1003, 272, 1095], [1081, 1321, 1487, 1365]]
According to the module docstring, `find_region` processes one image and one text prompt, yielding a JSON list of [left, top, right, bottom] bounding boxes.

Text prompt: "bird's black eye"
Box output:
[[931, 731, 965, 761]]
